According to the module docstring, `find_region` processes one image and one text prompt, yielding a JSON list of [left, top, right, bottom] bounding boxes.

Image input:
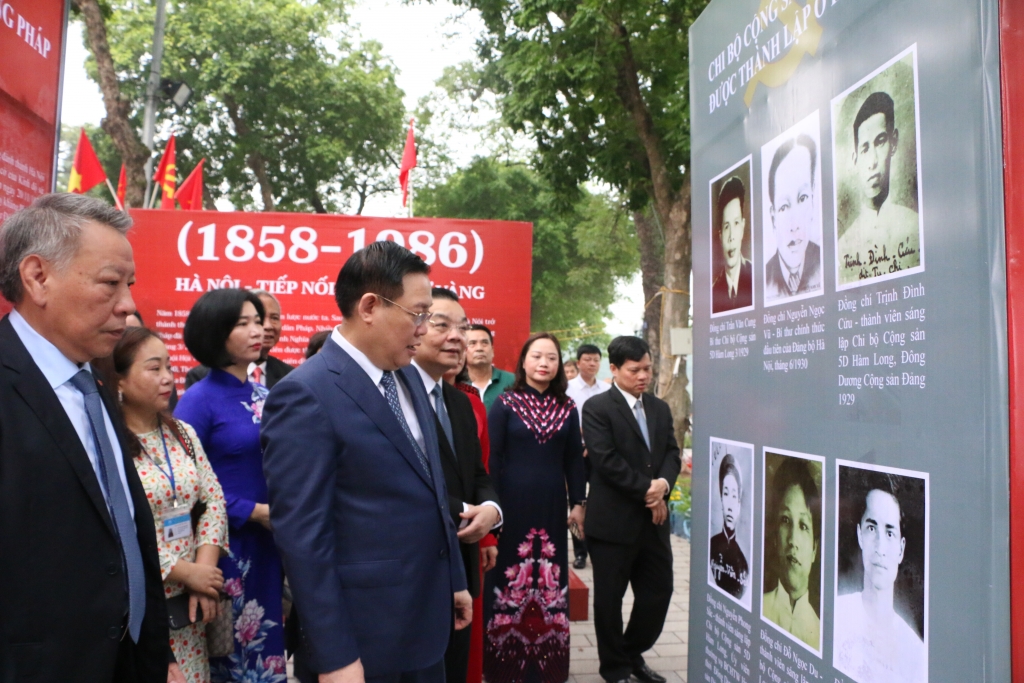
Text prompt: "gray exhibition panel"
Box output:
[[688, 1, 1009, 681]]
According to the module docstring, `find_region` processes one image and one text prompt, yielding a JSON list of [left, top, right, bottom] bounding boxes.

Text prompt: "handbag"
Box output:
[[166, 592, 203, 630]]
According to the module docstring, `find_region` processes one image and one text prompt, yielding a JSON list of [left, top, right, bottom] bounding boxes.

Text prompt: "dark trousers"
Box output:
[[444, 622, 471, 683], [588, 524, 673, 681], [573, 457, 593, 560], [293, 647, 446, 683], [112, 634, 139, 683]]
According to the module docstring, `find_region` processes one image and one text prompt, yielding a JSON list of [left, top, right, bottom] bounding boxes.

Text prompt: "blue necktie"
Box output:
[[380, 371, 431, 475], [432, 384, 455, 449], [70, 370, 146, 642], [634, 398, 651, 450]]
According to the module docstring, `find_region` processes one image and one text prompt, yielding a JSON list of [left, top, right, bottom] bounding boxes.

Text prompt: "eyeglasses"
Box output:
[[428, 317, 472, 336], [376, 294, 432, 326]]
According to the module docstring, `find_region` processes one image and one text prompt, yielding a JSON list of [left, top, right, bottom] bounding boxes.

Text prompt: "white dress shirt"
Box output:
[[331, 328, 425, 453], [10, 309, 135, 517], [247, 360, 267, 385], [411, 361, 502, 529], [566, 374, 611, 412]]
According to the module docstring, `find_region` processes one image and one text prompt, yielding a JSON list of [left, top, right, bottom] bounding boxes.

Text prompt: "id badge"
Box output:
[[162, 505, 192, 542]]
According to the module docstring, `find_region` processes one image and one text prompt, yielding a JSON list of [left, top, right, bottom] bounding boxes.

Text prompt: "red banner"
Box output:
[[127, 210, 533, 390]]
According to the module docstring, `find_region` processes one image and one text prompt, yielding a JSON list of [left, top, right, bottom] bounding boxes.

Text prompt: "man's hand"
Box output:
[[320, 659, 365, 683], [168, 663, 186, 683], [481, 546, 498, 573], [567, 504, 586, 540], [457, 505, 500, 544], [454, 590, 473, 630], [650, 500, 668, 526], [645, 478, 670, 506]]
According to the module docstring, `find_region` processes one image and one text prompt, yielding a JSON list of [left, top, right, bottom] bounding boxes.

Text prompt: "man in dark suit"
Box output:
[[0, 194, 178, 682], [262, 241, 471, 683], [184, 289, 292, 389], [408, 287, 501, 683], [711, 175, 753, 314], [581, 336, 682, 683]]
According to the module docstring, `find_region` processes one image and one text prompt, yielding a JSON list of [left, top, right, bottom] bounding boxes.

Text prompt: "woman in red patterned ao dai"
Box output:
[[484, 333, 587, 683]]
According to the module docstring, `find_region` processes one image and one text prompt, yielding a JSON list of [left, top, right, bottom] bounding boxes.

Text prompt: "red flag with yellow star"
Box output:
[[67, 128, 107, 195], [152, 136, 177, 209], [116, 164, 127, 208]]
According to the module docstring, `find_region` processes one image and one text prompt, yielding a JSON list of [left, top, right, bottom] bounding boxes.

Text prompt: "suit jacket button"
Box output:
[[439, 548, 448, 558], [107, 562, 118, 576], [108, 626, 121, 640]]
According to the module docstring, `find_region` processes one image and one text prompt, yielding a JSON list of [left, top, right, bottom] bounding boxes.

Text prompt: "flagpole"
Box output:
[[105, 178, 124, 211], [409, 169, 414, 218]]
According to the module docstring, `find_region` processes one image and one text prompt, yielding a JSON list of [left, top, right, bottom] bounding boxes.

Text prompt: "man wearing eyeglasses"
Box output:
[[262, 241, 471, 683], [407, 287, 501, 683]]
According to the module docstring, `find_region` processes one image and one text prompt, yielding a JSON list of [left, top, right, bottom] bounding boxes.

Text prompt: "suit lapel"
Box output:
[[610, 385, 649, 451], [323, 342, 435, 490], [397, 366, 444, 493], [0, 318, 117, 536]]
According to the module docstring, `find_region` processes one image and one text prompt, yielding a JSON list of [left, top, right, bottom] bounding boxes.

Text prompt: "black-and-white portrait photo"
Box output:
[[710, 158, 755, 317], [761, 448, 824, 654], [832, 45, 924, 289], [707, 438, 754, 609], [834, 461, 929, 683], [761, 111, 825, 307]]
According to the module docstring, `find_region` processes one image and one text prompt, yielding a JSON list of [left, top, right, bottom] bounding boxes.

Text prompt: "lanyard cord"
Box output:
[[148, 426, 179, 504]]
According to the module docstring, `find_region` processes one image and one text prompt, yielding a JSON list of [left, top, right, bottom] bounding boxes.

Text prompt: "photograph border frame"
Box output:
[[831, 43, 925, 292], [760, 109, 827, 309], [709, 155, 756, 319], [707, 436, 756, 611], [759, 446, 827, 657], [832, 459, 930, 682]]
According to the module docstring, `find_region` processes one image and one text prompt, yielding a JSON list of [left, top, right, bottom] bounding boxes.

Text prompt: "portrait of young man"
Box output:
[[833, 47, 924, 288], [707, 438, 753, 610], [710, 158, 754, 316], [760, 450, 824, 654], [761, 112, 824, 306], [834, 463, 928, 683]]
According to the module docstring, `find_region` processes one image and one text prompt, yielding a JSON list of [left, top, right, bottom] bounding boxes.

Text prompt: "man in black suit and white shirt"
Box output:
[[184, 289, 292, 389], [581, 336, 681, 683], [408, 287, 501, 683], [0, 194, 179, 682]]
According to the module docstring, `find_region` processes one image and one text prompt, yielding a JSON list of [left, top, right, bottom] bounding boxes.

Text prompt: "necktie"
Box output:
[[69, 370, 146, 642], [633, 398, 651, 450], [787, 267, 801, 295], [380, 371, 431, 475], [251, 365, 263, 385], [432, 384, 455, 449]]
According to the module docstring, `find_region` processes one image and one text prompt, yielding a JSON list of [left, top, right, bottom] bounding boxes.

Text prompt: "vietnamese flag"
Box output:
[[152, 135, 177, 209], [116, 164, 127, 209], [67, 128, 107, 194], [399, 118, 416, 207], [175, 158, 205, 210]]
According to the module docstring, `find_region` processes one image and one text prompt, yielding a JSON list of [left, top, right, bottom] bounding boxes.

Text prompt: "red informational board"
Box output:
[[127, 210, 533, 390], [1002, 0, 1024, 679], [0, 0, 67, 222]]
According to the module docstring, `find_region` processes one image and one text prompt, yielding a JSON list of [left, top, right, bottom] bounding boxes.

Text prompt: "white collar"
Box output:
[[411, 360, 441, 397], [614, 382, 642, 409], [9, 309, 88, 390], [331, 327, 384, 387]]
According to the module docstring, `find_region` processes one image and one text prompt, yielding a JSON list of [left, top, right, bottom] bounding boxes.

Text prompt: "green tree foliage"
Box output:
[[416, 157, 637, 348], [96, 0, 405, 212], [56, 123, 122, 199]]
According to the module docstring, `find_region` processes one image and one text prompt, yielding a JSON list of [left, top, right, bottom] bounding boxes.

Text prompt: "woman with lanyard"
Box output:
[[105, 325, 229, 683]]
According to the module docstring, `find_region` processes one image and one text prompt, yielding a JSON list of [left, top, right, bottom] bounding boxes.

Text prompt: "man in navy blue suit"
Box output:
[[262, 241, 471, 683]]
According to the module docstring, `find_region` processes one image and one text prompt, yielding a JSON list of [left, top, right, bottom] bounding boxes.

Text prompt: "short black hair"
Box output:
[[852, 469, 905, 538], [717, 176, 746, 219], [576, 344, 601, 361], [183, 289, 265, 368], [431, 287, 459, 302], [607, 336, 650, 367], [305, 329, 331, 359], [334, 241, 430, 318], [770, 457, 821, 541], [468, 324, 493, 342], [719, 453, 741, 495], [768, 134, 817, 208], [853, 91, 895, 148]]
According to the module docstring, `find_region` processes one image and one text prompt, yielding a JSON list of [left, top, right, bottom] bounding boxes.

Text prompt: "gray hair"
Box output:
[[0, 193, 132, 303], [250, 288, 280, 307]]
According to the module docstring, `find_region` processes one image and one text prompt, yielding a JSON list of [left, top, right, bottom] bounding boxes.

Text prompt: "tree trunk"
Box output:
[[613, 22, 692, 445], [634, 208, 665, 387], [73, 0, 149, 208], [225, 98, 275, 210]]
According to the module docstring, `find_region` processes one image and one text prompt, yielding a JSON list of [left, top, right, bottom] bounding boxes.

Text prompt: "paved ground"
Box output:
[[566, 534, 691, 683], [288, 534, 692, 683]]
